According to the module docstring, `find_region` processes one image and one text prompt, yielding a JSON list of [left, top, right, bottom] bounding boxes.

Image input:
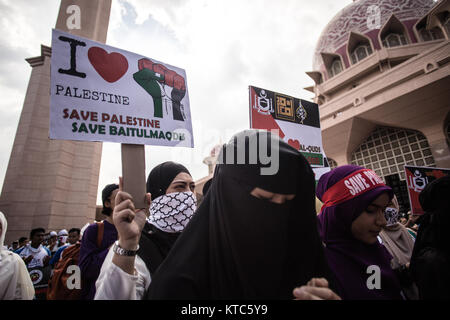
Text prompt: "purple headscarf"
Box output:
[[316, 165, 403, 300]]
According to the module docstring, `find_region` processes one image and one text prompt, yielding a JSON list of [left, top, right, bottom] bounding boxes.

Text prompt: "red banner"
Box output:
[[404, 165, 450, 215]]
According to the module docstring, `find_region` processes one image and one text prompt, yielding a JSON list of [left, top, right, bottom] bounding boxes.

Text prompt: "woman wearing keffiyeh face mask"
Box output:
[[94, 161, 196, 300], [146, 130, 338, 299]]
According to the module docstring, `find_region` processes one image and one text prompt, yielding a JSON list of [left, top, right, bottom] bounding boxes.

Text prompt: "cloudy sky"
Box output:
[[0, 0, 351, 204]]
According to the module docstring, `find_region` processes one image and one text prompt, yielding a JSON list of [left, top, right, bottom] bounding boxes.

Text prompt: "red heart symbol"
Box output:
[[288, 139, 300, 150], [88, 47, 128, 83]]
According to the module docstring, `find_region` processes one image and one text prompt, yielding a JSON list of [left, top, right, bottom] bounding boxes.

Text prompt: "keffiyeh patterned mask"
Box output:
[[148, 191, 197, 233], [384, 207, 399, 227]]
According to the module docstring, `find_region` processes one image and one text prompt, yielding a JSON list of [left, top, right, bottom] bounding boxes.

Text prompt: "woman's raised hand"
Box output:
[[113, 177, 151, 250]]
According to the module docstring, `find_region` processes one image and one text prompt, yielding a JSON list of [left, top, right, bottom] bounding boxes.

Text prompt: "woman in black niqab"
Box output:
[[146, 130, 331, 299], [409, 175, 450, 299]]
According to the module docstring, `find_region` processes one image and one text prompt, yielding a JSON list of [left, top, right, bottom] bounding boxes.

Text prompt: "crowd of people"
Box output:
[[0, 130, 449, 300]]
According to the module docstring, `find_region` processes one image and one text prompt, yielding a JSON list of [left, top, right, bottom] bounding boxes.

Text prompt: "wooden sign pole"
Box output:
[[121, 144, 148, 209]]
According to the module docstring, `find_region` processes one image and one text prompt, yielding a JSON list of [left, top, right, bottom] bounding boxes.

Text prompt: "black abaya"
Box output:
[[146, 130, 332, 299]]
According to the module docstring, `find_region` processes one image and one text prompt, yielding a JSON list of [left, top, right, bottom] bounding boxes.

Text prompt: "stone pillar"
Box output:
[[420, 124, 450, 169], [0, 0, 112, 244], [55, 0, 112, 43], [331, 153, 350, 167]]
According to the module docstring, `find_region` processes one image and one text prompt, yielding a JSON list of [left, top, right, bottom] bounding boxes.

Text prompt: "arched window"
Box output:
[[329, 59, 343, 78], [444, 14, 450, 36], [382, 33, 407, 48], [418, 27, 444, 41], [350, 44, 373, 64], [321, 53, 344, 79]]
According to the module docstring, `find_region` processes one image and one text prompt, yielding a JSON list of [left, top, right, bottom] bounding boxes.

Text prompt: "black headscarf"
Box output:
[[146, 161, 190, 199], [409, 175, 450, 299], [412, 175, 450, 258], [202, 178, 212, 195], [137, 161, 192, 275], [146, 130, 331, 299]]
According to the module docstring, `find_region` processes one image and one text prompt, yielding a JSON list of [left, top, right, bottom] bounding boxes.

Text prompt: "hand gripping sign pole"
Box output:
[[121, 144, 148, 209]]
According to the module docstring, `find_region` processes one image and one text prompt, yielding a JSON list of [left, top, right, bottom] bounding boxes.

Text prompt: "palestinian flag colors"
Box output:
[[249, 86, 326, 170]]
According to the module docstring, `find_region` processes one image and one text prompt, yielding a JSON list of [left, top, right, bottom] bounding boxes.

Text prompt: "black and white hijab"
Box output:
[[146, 130, 332, 299]]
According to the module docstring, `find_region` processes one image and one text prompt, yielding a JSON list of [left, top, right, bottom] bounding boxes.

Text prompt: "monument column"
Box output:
[[0, 0, 112, 244]]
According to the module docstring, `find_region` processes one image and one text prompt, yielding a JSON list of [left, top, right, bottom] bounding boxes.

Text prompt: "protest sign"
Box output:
[[249, 86, 329, 181], [404, 165, 450, 215], [50, 29, 194, 148], [28, 265, 51, 299]]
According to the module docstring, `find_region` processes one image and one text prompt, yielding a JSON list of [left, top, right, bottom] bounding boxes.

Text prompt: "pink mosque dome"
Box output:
[[312, 0, 437, 75]]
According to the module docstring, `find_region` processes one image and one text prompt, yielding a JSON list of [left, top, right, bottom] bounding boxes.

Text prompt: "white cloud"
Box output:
[[0, 0, 351, 207]]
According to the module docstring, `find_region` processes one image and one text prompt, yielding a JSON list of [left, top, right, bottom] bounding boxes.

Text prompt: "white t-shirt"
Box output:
[[18, 244, 49, 268]]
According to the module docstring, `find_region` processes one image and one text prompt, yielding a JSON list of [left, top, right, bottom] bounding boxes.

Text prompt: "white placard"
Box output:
[[50, 29, 194, 147]]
